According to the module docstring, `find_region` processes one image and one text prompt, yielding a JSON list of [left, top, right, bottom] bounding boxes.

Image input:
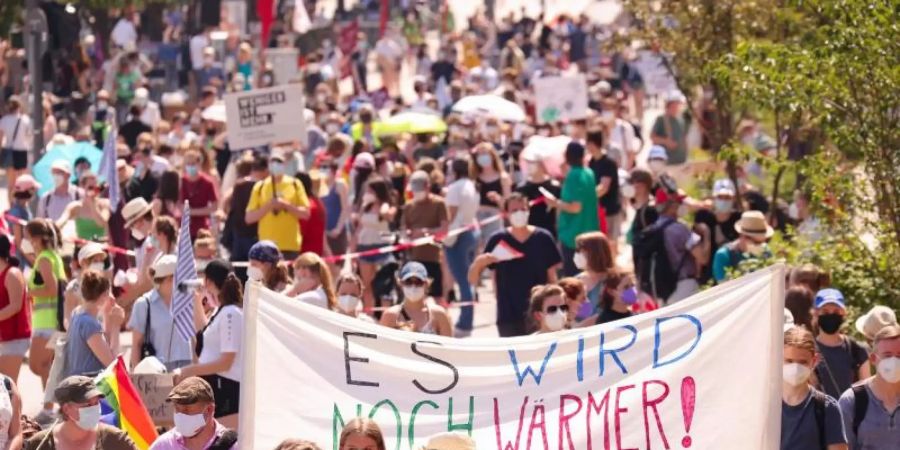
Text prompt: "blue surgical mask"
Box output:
[[713, 199, 733, 214], [270, 162, 286, 176], [185, 165, 199, 177]]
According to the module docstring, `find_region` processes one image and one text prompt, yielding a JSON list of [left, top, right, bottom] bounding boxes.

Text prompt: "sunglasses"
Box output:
[[545, 305, 569, 314], [402, 279, 426, 287]]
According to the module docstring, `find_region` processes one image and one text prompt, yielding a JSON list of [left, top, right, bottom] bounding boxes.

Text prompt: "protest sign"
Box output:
[[130, 373, 175, 426], [240, 265, 784, 449], [533, 74, 589, 124], [224, 84, 307, 150], [632, 51, 679, 96]]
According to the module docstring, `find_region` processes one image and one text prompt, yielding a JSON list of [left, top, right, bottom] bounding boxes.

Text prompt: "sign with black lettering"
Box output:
[[131, 373, 175, 427], [224, 84, 307, 150]]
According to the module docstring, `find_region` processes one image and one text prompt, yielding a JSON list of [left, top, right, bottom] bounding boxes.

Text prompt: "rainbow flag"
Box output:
[[94, 356, 159, 449]]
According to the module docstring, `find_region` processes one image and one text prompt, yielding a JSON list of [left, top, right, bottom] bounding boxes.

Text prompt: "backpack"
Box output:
[[809, 389, 828, 450], [634, 219, 685, 301], [851, 384, 869, 436], [208, 430, 238, 450]]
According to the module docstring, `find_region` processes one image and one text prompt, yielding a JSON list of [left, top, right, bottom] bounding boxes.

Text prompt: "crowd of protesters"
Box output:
[[0, 1, 895, 449]]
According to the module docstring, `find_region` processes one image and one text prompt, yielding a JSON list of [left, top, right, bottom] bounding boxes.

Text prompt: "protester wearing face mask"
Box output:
[[8, 175, 38, 262], [468, 194, 562, 337], [334, 273, 374, 322], [25, 376, 137, 449], [246, 241, 290, 292], [472, 143, 512, 247], [515, 152, 561, 237], [245, 152, 311, 260], [838, 325, 900, 449], [693, 179, 743, 283], [180, 150, 218, 241], [381, 262, 452, 337], [812, 289, 870, 401], [572, 232, 615, 319], [56, 171, 110, 243], [150, 377, 238, 450], [174, 265, 244, 430], [780, 327, 849, 450], [350, 105, 383, 149], [63, 243, 109, 325], [127, 255, 193, 371], [587, 270, 637, 326], [646, 145, 669, 178], [711, 210, 772, 283], [37, 160, 80, 223], [285, 253, 336, 310], [529, 285, 569, 334]]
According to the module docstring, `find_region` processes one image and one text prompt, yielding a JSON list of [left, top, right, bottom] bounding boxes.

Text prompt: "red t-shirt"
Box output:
[[180, 174, 218, 239], [0, 265, 31, 341], [300, 197, 326, 255]]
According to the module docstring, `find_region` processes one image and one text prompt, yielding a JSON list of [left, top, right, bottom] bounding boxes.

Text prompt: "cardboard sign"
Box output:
[[131, 373, 175, 426], [239, 266, 785, 449], [533, 74, 589, 124], [224, 84, 307, 150]]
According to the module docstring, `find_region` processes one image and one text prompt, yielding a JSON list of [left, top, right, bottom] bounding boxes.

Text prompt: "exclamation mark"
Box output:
[[681, 376, 696, 448]]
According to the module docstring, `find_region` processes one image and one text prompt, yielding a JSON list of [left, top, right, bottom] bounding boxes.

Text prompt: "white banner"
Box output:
[[224, 84, 307, 150], [533, 74, 589, 124], [240, 266, 785, 449]]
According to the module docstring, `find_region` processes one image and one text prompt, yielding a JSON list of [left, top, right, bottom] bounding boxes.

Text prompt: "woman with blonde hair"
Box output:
[[334, 273, 374, 322], [472, 142, 512, 245], [573, 231, 614, 319], [285, 252, 336, 310], [339, 417, 386, 450]]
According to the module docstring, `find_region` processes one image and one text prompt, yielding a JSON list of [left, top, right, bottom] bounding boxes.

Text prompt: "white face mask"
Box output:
[[509, 210, 529, 228], [412, 191, 427, 202], [573, 252, 587, 270], [476, 154, 493, 168], [131, 228, 146, 241], [53, 174, 67, 187], [75, 403, 102, 430], [19, 238, 34, 255], [247, 266, 264, 282], [403, 285, 426, 302], [877, 356, 900, 383], [543, 310, 567, 332], [89, 262, 105, 272], [648, 160, 666, 174], [620, 183, 635, 199], [782, 362, 812, 387], [173, 411, 207, 437], [714, 199, 733, 214], [338, 295, 361, 313]]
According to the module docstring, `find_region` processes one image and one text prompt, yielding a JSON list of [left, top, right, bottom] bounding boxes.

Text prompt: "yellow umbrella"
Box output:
[[377, 112, 448, 136]]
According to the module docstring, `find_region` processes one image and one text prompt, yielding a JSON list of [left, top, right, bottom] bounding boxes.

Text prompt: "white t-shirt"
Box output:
[[296, 286, 329, 309], [139, 101, 162, 129], [199, 305, 243, 382], [0, 113, 33, 151], [110, 19, 137, 49], [189, 34, 210, 70], [445, 178, 479, 230]]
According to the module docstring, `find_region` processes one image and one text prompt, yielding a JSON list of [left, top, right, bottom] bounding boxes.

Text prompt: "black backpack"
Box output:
[[634, 219, 685, 301]]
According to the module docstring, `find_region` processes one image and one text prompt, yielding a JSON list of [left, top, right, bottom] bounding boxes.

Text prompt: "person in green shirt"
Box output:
[[651, 91, 689, 165], [547, 142, 599, 276]]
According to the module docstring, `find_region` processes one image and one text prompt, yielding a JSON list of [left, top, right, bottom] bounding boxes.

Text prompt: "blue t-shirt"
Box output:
[[780, 389, 847, 450], [65, 312, 105, 377], [126, 290, 193, 370], [484, 227, 562, 327]]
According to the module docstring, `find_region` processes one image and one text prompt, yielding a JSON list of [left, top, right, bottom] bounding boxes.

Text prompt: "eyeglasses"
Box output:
[[402, 279, 426, 287], [545, 305, 569, 314]]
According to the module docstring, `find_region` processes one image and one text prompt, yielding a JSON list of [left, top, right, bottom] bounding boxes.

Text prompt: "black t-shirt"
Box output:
[[596, 308, 632, 325], [516, 180, 561, 238], [692, 208, 742, 283], [588, 155, 621, 215], [119, 120, 152, 150], [485, 228, 562, 325], [430, 61, 456, 85]]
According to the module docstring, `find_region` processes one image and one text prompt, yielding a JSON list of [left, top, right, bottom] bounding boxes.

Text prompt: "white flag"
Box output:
[[293, 0, 311, 34]]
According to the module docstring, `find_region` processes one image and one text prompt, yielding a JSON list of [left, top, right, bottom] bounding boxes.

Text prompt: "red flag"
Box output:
[[379, 0, 389, 37], [258, 0, 274, 48]]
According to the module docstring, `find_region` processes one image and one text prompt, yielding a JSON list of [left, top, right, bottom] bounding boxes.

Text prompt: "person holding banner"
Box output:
[[151, 377, 237, 450], [781, 326, 848, 450], [334, 273, 373, 322], [528, 285, 570, 334], [380, 262, 452, 337], [469, 193, 562, 337]]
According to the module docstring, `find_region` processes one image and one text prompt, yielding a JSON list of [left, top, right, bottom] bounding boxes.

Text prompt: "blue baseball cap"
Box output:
[[648, 145, 669, 162], [248, 240, 282, 264], [399, 261, 429, 281], [815, 288, 846, 310]]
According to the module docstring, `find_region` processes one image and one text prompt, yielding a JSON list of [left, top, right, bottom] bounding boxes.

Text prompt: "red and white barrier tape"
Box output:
[[3, 213, 136, 257]]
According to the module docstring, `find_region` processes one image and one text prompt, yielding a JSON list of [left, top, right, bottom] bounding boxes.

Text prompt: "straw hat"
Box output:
[[123, 198, 153, 228], [734, 210, 774, 239], [855, 305, 897, 340]]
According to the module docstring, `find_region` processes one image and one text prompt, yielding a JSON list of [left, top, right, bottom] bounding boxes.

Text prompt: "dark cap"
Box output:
[[203, 259, 234, 288], [167, 377, 215, 405], [55, 376, 103, 404]]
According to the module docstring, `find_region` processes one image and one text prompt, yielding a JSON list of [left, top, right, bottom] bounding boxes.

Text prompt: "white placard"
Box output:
[[240, 266, 785, 449], [632, 50, 679, 96], [533, 74, 589, 124], [224, 84, 307, 150]]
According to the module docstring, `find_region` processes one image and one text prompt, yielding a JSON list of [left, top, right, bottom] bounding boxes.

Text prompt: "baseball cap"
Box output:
[[399, 261, 429, 282], [248, 240, 282, 264], [51, 160, 72, 174], [167, 376, 215, 405], [713, 178, 736, 197], [13, 174, 41, 192], [353, 152, 375, 170], [150, 254, 178, 279], [77, 242, 106, 263], [648, 145, 668, 162], [55, 376, 103, 404], [814, 288, 846, 310]]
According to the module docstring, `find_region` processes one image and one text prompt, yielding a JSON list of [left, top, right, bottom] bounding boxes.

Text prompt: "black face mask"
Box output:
[[818, 313, 844, 334], [13, 191, 32, 201]]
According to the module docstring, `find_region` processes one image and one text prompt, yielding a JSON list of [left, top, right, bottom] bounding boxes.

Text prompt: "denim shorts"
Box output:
[[0, 338, 30, 356]]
